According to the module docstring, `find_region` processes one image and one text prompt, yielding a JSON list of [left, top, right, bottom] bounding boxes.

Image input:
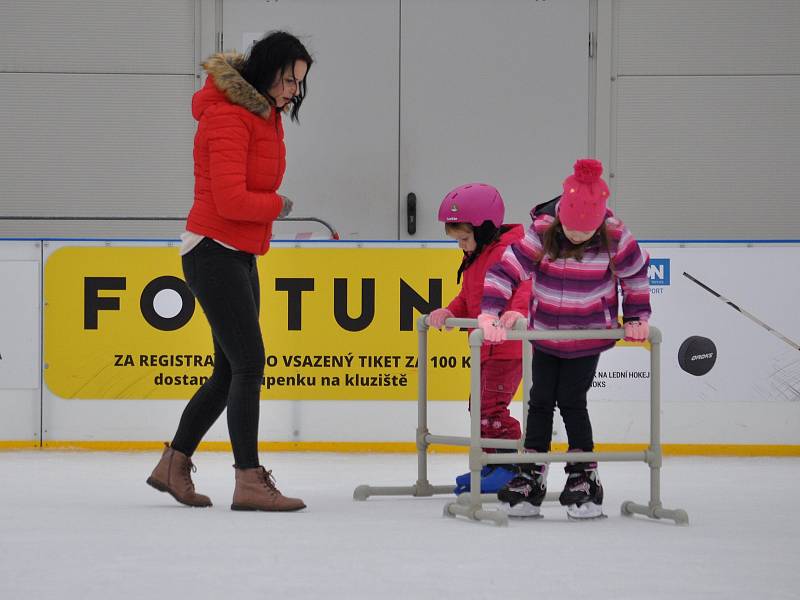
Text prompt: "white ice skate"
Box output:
[[497, 464, 548, 519], [565, 501, 607, 520], [560, 462, 606, 520], [501, 501, 543, 519]]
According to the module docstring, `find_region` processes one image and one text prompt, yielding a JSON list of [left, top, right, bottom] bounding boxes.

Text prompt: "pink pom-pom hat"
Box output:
[[557, 158, 610, 232]]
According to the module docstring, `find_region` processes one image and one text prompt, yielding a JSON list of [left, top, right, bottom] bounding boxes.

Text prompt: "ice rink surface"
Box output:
[[1, 451, 797, 600]]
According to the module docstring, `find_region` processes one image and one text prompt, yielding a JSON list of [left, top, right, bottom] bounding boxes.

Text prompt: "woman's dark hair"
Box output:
[[241, 31, 313, 122], [446, 221, 511, 284]]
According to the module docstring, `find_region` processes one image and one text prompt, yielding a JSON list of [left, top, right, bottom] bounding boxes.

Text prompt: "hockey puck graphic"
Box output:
[[678, 336, 717, 376]]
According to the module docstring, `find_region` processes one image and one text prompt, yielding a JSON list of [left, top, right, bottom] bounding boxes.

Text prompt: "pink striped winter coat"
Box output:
[[481, 210, 651, 359]]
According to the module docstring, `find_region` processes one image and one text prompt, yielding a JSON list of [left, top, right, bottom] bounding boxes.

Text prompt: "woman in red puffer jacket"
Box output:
[[147, 31, 311, 513]]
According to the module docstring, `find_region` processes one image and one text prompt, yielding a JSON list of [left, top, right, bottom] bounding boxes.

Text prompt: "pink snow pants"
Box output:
[[473, 358, 522, 445]]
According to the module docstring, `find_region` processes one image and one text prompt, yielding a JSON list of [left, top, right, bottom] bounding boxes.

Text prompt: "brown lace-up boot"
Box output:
[[146, 443, 212, 507], [231, 466, 306, 512]]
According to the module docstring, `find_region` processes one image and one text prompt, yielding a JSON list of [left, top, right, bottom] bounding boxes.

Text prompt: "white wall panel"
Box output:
[[0, 73, 196, 238], [616, 0, 800, 75], [400, 0, 590, 239], [0, 0, 196, 74], [613, 76, 800, 239], [223, 0, 399, 240], [606, 0, 800, 240]]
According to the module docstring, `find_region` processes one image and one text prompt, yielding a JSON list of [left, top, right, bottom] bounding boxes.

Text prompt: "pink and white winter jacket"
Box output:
[[481, 211, 651, 359]]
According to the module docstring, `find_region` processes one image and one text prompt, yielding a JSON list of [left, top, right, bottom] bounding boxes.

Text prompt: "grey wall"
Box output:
[[0, 0, 199, 239], [605, 0, 800, 240], [1, 0, 798, 241]]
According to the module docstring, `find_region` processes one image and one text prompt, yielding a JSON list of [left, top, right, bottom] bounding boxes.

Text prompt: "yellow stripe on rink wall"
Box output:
[[0, 440, 42, 449], [0, 440, 798, 456]]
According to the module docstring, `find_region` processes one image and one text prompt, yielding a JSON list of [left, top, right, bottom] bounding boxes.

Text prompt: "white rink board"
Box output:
[[16, 241, 800, 445], [0, 260, 40, 389], [0, 241, 41, 442], [591, 246, 800, 405]]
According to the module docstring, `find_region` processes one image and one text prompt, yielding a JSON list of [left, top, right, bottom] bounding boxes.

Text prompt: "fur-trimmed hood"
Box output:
[[193, 53, 284, 120]]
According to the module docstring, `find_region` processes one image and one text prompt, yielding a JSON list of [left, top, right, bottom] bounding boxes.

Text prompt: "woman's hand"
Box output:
[[278, 195, 293, 218]]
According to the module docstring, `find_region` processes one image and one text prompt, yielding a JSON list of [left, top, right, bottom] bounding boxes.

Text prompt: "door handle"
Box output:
[[407, 193, 416, 235]]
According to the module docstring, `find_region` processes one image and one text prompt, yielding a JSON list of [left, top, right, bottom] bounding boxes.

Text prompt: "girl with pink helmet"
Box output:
[[430, 183, 532, 494], [477, 159, 651, 519]]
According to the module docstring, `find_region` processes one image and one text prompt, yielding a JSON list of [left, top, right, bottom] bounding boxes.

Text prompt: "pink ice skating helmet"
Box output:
[[437, 183, 504, 228]]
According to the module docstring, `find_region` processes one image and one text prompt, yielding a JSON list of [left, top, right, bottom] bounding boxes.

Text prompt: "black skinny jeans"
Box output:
[[171, 238, 265, 468], [524, 349, 600, 453]]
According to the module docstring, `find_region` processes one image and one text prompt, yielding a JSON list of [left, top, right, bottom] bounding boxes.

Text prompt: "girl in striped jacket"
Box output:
[[477, 159, 651, 519]]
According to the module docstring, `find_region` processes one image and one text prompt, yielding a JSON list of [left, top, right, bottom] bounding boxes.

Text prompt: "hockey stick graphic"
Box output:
[[682, 271, 800, 351]]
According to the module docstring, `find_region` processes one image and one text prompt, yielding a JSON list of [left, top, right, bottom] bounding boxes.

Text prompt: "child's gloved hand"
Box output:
[[624, 320, 649, 342], [477, 313, 507, 343], [498, 310, 526, 329], [428, 308, 454, 330]]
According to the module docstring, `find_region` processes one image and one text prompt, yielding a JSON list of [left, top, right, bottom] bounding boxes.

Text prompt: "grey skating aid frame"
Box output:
[[353, 316, 688, 527], [353, 317, 530, 503]]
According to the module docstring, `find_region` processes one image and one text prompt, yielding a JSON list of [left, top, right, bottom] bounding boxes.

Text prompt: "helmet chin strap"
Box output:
[[472, 221, 500, 248], [456, 221, 504, 284]]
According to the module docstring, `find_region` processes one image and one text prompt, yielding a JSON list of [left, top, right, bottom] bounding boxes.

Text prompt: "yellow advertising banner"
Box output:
[[44, 245, 513, 401]]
